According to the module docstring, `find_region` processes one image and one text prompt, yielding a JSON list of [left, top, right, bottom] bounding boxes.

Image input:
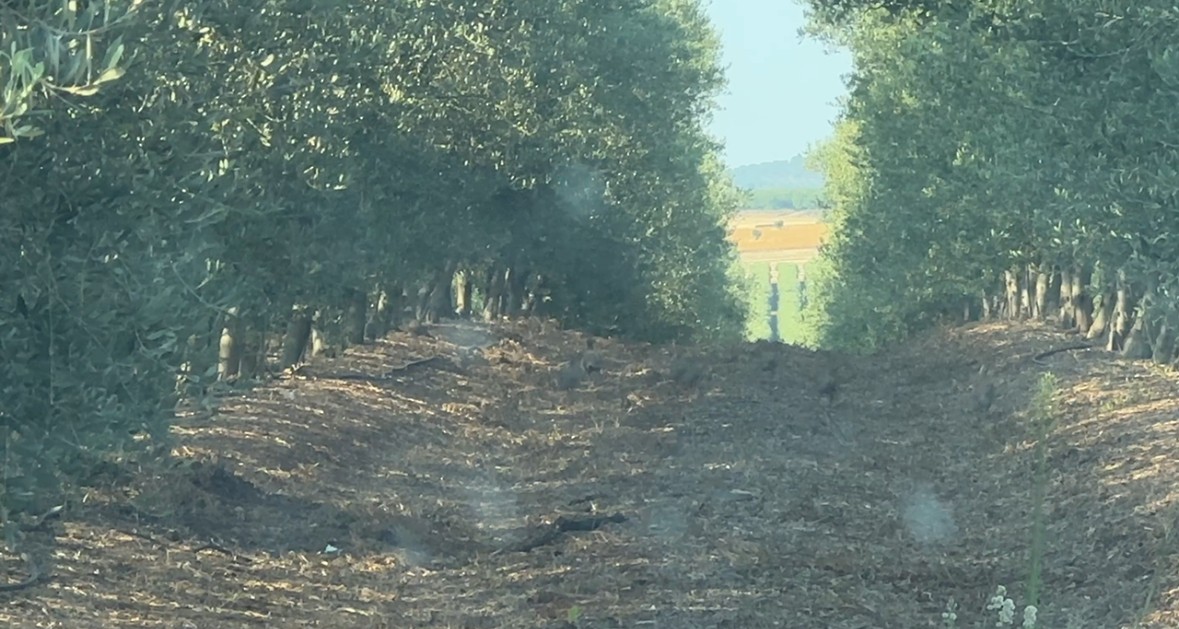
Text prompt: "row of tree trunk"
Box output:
[[206, 263, 550, 384], [983, 261, 1178, 364]]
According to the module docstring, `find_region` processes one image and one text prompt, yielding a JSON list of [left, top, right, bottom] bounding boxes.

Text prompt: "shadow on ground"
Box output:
[[3, 320, 1179, 627]]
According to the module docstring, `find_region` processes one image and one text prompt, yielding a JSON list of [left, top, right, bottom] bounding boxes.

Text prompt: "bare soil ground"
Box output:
[[4, 320, 1179, 628]]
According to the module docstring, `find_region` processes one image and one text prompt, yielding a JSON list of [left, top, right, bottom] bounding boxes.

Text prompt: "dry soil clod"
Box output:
[[555, 359, 587, 391], [669, 358, 705, 388], [555, 350, 606, 391], [818, 372, 839, 406], [580, 349, 606, 374], [404, 320, 432, 337], [973, 380, 997, 413]]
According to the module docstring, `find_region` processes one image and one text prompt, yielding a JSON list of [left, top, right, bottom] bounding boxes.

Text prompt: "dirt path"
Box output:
[[3, 321, 1178, 627]]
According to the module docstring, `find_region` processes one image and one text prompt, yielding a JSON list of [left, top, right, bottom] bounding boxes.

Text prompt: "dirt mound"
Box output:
[[3, 320, 1178, 627]]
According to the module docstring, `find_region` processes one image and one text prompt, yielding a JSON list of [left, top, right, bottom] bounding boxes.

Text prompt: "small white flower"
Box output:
[[1022, 605, 1038, 628], [986, 585, 1007, 611], [942, 598, 959, 628], [986, 586, 1016, 626]]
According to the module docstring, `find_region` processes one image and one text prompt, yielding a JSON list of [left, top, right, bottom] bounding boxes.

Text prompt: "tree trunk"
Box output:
[[177, 311, 223, 396], [455, 271, 473, 318], [310, 326, 331, 358], [527, 273, 552, 317], [238, 321, 264, 379], [1108, 269, 1133, 352], [505, 265, 528, 318], [415, 281, 433, 323], [483, 266, 506, 321], [1087, 280, 1115, 341], [1045, 265, 1061, 316], [1033, 264, 1050, 320], [1151, 314, 1176, 365], [981, 290, 993, 320], [1004, 269, 1020, 319], [1019, 265, 1033, 319], [427, 264, 455, 321], [368, 285, 401, 340], [280, 305, 313, 368], [1122, 287, 1154, 359], [495, 269, 510, 318], [310, 309, 338, 357], [523, 272, 539, 316], [1057, 267, 1075, 329], [344, 288, 367, 346], [218, 306, 243, 381], [1072, 264, 1094, 335]]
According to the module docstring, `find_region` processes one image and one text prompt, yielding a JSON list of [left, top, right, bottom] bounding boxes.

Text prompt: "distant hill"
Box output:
[[728, 155, 826, 209], [730, 155, 824, 190]]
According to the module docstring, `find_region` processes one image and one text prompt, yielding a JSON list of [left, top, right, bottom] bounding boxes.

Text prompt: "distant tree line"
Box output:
[[742, 187, 824, 210], [802, 0, 1179, 356], [0, 0, 745, 514], [729, 155, 823, 189]]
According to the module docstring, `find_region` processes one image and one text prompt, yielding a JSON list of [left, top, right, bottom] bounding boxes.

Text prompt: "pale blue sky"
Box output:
[[704, 0, 853, 168]]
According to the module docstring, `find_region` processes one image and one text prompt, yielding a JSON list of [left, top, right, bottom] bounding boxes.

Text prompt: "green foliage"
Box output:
[[0, 1, 134, 143], [741, 262, 772, 340], [0, 0, 743, 515], [775, 263, 805, 343], [799, 120, 908, 351], [802, 0, 1179, 350]]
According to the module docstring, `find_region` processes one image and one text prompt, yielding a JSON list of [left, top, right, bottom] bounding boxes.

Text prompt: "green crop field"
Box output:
[[740, 259, 821, 345], [777, 263, 803, 344], [741, 261, 772, 341]]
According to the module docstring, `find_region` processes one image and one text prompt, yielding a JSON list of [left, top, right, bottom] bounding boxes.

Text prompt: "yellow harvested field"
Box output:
[[728, 210, 828, 263], [729, 209, 825, 229]]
